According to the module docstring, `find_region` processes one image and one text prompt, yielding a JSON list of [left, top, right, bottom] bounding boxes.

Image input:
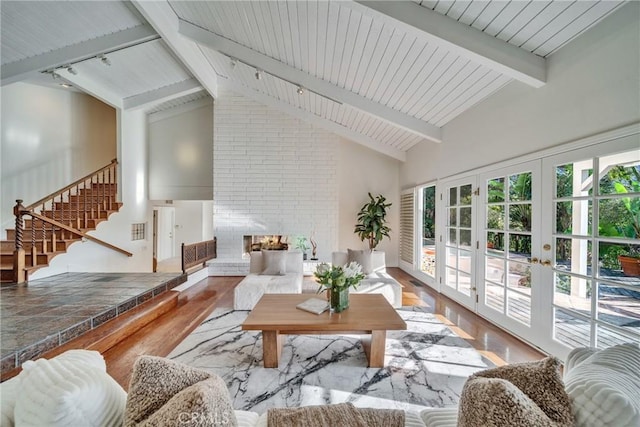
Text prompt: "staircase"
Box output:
[[1, 160, 130, 284]]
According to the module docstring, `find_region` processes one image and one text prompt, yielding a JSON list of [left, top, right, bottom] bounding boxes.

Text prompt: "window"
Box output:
[[420, 185, 436, 278]]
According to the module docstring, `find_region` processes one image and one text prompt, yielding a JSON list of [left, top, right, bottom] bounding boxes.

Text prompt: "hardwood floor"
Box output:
[[104, 268, 545, 390]]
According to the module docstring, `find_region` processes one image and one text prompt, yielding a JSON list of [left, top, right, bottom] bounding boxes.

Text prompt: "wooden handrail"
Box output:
[[182, 238, 217, 273], [25, 159, 117, 210], [29, 212, 132, 257]]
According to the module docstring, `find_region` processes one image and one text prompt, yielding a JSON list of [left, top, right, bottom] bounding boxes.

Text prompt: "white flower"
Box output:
[[343, 261, 363, 278], [315, 263, 330, 275]]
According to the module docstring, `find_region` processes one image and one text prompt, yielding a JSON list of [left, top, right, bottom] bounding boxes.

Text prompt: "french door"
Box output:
[[540, 136, 640, 359], [433, 131, 639, 359], [477, 161, 543, 344], [439, 177, 477, 307]]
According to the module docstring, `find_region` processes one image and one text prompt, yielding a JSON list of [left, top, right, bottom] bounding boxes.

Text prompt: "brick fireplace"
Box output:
[[209, 90, 339, 276]]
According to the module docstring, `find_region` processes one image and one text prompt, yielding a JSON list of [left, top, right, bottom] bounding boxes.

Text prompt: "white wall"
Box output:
[[338, 138, 400, 265], [31, 109, 153, 278], [400, 2, 640, 187], [148, 101, 214, 200], [1, 83, 116, 233], [211, 89, 400, 273], [150, 200, 214, 255]]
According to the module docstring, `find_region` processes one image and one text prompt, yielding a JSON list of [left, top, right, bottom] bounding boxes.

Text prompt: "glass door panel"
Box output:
[[541, 137, 640, 359], [420, 185, 437, 279], [440, 178, 476, 307], [478, 162, 540, 338]]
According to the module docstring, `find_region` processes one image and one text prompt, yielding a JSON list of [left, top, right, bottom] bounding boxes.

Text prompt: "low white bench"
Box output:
[[332, 251, 403, 308], [233, 251, 303, 310]]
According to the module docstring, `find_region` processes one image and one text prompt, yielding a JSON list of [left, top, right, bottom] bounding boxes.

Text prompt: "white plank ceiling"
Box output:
[[0, 0, 626, 159], [415, 0, 623, 57]]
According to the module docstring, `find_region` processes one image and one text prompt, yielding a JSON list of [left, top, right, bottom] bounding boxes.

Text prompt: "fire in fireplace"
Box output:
[[243, 235, 289, 258]]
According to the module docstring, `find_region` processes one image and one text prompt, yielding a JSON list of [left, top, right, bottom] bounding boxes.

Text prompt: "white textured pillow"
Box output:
[[51, 349, 106, 371], [1, 376, 19, 427], [14, 356, 126, 427], [347, 249, 373, 275], [564, 343, 640, 427], [261, 250, 287, 275]]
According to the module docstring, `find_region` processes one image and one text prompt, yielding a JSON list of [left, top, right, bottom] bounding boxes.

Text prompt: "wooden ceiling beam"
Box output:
[[349, 1, 546, 88], [131, 0, 218, 98], [1, 25, 157, 87], [178, 19, 442, 144]]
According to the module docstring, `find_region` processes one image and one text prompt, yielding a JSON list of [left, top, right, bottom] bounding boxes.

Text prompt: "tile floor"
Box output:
[[1, 272, 186, 375]]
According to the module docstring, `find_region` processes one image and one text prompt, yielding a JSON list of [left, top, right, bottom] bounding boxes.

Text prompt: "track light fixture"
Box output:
[[297, 86, 304, 95], [99, 55, 111, 66], [66, 66, 77, 75], [230, 58, 237, 69], [255, 69, 262, 80]]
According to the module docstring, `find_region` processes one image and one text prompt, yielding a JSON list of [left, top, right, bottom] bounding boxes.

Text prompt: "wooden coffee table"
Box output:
[[241, 293, 407, 368]]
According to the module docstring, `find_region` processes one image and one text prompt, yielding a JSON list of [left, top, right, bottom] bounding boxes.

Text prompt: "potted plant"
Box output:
[[354, 193, 392, 251], [294, 236, 310, 260], [314, 262, 365, 312], [613, 181, 640, 276]]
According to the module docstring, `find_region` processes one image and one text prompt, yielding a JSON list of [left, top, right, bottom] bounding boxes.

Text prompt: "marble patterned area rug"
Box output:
[[169, 306, 494, 413]]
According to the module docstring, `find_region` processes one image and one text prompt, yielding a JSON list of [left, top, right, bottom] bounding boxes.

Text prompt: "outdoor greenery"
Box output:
[[487, 173, 533, 255], [423, 186, 436, 240], [556, 163, 639, 271]]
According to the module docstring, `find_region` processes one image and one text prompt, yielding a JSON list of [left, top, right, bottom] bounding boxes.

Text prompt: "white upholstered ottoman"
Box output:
[[233, 251, 303, 310]]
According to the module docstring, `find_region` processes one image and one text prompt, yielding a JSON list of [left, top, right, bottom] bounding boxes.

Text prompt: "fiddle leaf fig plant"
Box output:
[[354, 193, 392, 251]]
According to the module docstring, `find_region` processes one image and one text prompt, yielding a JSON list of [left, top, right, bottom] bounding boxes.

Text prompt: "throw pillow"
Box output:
[[13, 354, 127, 427], [458, 357, 573, 427], [124, 355, 237, 427], [0, 376, 19, 427], [564, 342, 640, 427], [347, 249, 373, 275], [261, 250, 287, 275]]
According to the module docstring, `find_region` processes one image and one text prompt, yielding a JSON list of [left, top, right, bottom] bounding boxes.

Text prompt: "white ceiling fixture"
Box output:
[[178, 18, 442, 144], [1, 24, 158, 86]]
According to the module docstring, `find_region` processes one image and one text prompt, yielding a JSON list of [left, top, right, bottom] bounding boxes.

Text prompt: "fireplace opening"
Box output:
[[243, 235, 289, 258]]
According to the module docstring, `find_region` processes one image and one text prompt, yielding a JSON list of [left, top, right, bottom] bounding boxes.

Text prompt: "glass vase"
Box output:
[[329, 288, 350, 313]]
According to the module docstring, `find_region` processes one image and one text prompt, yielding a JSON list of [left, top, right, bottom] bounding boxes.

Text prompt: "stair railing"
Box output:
[[181, 238, 217, 274], [12, 159, 131, 283]]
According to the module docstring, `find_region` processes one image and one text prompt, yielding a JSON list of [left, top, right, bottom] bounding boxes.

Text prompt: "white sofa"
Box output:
[[419, 342, 640, 427], [233, 251, 303, 310], [332, 250, 403, 308], [5, 345, 637, 427], [0, 350, 425, 427]]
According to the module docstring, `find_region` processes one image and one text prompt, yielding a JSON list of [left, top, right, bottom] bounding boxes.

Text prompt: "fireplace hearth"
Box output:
[[243, 235, 289, 258]]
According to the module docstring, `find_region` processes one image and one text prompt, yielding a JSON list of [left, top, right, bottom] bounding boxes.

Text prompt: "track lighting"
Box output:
[[66, 66, 77, 75], [99, 55, 111, 66], [230, 58, 237, 69], [51, 71, 59, 80], [297, 86, 304, 95], [255, 69, 262, 80]]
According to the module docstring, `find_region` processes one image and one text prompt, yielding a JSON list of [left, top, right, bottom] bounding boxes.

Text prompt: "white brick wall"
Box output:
[[210, 90, 339, 274]]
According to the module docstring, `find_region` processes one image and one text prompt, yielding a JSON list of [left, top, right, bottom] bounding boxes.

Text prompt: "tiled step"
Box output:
[[1, 273, 186, 380]]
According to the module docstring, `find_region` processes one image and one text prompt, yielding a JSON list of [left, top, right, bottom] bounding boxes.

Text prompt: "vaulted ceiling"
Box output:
[[1, 1, 625, 161]]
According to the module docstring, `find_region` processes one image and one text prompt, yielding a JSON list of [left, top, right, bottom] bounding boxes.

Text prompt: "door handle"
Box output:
[[541, 259, 552, 267], [530, 257, 539, 264]]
